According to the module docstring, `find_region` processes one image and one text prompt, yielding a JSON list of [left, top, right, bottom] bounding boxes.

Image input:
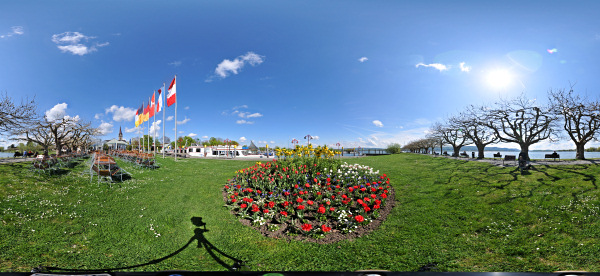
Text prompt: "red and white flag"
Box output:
[[167, 77, 176, 107], [149, 92, 155, 118], [157, 89, 163, 113]]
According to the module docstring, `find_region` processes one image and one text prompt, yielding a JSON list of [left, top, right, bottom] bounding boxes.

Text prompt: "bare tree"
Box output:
[[452, 105, 498, 159], [548, 87, 600, 160], [431, 120, 470, 157], [1, 92, 38, 135], [20, 123, 54, 153], [64, 119, 100, 152], [485, 94, 558, 160]]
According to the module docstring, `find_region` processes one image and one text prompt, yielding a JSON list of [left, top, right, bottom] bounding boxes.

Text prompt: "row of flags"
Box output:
[[134, 77, 177, 127]]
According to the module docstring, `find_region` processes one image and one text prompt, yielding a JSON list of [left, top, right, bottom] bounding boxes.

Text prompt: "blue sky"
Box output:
[[2, 0, 600, 150]]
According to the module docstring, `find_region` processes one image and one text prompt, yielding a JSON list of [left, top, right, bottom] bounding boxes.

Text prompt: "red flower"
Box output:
[[317, 207, 326, 214], [363, 206, 371, 212], [297, 205, 305, 210], [306, 183, 311, 188], [374, 205, 380, 210], [360, 187, 367, 192], [321, 225, 331, 233], [371, 194, 377, 199], [280, 211, 288, 217], [381, 194, 388, 199], [329, 207, 335, 212], [284, 191, 290, 196], [355, 215, 365, 223], [296, 197, 303, 203], [240, 203, 247, 208], [294, 184, 299, 189], [263, 209, 269, 213], [236, 185, 241, 189], [268, 201, 275, 208], [231, 199, 237, 203], [282, 201, 290, 207], [307, 200, 314, 206], [301, 224, 312, 231], [357, 199, 364, 205], [313, 178, 318, 183], [349, 187, 354, 192]]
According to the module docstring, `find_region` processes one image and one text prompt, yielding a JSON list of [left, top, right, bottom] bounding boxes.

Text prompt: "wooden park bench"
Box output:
[[460, 152, 469, 158], [503, 155, 516, 165], [545, 152, 560, 161]]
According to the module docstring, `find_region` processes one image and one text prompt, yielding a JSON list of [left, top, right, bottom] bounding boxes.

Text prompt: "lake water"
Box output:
[[0, 152, 18, 158]]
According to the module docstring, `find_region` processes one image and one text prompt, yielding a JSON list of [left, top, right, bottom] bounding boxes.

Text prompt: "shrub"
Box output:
[[387, 143, 402, 154]]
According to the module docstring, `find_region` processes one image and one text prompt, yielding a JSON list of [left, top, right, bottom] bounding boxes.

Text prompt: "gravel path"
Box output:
[[0, 157, 35, 164]]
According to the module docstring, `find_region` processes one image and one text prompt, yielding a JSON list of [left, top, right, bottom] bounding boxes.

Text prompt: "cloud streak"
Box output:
[[1, 26, 24, 39], [415, 62, 449, 72], [208, 52, 265, 81], [51, 31, 109, 56]]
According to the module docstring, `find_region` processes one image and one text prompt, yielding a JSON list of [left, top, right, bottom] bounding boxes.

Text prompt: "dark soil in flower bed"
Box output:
[[223, 187, 395, 244]]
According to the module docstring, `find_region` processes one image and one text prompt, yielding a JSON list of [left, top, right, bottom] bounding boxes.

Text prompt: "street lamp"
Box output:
[[304, 135, 312, 146], [224, 139, 231, 158]]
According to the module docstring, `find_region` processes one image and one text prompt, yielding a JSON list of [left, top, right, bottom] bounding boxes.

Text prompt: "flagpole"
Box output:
[[162, 82, 166, 159], [174, 75, 178, 161], [147, 98, 150, 154], [153, 91, 156, 156]]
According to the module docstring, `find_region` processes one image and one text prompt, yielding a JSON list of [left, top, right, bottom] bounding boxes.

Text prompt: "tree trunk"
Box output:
[[452, 145, 461, 157], [519, 144, 530, 161], [476, 144, 485, 159], [575, 143, 586, 160]]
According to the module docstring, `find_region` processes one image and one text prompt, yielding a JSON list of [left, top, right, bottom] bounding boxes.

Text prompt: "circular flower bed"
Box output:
[[223, 146, 394, 243]]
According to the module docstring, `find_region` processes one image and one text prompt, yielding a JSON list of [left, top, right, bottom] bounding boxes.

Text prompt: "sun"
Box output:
[[486, 69, 513, 89]]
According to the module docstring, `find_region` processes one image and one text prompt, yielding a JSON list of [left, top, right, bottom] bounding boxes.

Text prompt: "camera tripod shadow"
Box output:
[[35, 217, 245, 273]]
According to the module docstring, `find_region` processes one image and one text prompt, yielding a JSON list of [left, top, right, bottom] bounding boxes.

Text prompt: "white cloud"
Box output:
[[105, 105, 136, 122], [45, 103, 68, 121], [177, 117, 190, 125], [178, 131, 184, 134], [415, 62, 449, 72], [270, 141, 275, 144], [459, 62, 471, 72], [211, 52, 265, 79], [372, 120, 384, 128], [124, 126, 139, 133], [184, 106, 190, 110], [51, 31, 108, 56], [202, 135, 209, 139], [1, 26, 24, 39], [166, 116, 174, 121], [358, 57, 368, 63], [236, 120, 254, 125], [188, 133, 197, 137], [239, 112, 263, 118], [97, 121, 113, 135], [312, 136, 320, 140], [169, 60, 182, 67], [94, 113, 103, 120], [239, 137, 247, 142], [150, 120, 162, 137]]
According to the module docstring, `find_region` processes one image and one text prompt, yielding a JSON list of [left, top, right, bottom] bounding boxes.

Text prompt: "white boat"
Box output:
[[185, 145, 267, 158]]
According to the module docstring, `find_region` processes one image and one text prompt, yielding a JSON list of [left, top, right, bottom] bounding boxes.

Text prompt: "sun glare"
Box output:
[[486, 69, 513, 89]]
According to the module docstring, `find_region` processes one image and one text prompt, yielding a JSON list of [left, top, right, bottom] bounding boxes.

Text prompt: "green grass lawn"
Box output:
[[1, 154, 599, 272]]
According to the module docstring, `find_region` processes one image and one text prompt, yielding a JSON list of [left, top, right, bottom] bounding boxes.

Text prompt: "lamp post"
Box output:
[[336, 142, 341, 157], [304, 135, 312, 146], [224, 139, 231, 158], [291, 138, 298, 148]]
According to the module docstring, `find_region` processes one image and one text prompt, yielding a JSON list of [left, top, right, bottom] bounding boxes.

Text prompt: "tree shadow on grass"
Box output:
[[34, 217, 246, 273]]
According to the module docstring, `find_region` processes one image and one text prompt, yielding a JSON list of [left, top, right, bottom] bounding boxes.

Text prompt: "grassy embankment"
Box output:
[[1, 154, 599, 272]]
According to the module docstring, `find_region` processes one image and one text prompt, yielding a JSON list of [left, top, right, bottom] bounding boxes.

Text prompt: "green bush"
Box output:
[[386, 143, 402, 154]]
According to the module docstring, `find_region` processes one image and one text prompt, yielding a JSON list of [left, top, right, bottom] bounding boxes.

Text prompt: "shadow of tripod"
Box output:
[[191, 217, 246, 271], [34, 217, 246, 272]]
